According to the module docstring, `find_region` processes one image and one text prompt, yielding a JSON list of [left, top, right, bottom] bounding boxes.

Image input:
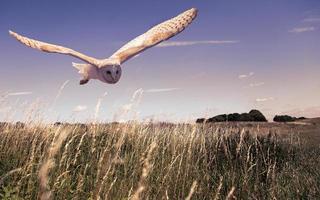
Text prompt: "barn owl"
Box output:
[[9, 8, 198, 85]]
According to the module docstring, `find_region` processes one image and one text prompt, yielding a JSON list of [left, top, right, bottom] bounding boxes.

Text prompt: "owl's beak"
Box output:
[[111, 67, 118, 82], [110, 74, 116, 82]]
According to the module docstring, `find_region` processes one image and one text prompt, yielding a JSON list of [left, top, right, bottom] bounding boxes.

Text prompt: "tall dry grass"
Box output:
[[0, 122, 319, 199]]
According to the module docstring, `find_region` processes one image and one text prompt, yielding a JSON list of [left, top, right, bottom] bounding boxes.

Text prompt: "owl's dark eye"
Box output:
[[116, 70, 119, 74], [106, 70, 111, 75]]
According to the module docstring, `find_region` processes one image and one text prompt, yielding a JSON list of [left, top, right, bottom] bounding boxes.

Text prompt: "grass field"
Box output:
[[0, 120, 320, 199]]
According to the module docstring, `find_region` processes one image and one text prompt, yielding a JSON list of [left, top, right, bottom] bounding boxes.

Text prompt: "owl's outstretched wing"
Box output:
[[108, 8, 198, 64], [9, 30, 99, 66]]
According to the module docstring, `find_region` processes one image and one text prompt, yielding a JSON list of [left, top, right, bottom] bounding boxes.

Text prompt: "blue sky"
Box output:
[[0, 0, 320, 122]]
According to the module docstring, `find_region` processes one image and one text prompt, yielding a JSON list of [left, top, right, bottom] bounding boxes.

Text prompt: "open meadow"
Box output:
[[1, 1, 320, 199], [0, 120, 319, 199]]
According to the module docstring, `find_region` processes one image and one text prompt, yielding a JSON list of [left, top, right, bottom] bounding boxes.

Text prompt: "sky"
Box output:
[[0, 0, 320, 122]]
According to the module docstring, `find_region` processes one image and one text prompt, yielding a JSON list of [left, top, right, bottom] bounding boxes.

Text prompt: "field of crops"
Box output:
[[0, 122, 319, 199]]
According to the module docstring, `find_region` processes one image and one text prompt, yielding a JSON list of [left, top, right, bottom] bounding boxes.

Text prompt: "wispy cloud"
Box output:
[[145, 88, 181, 93], [157, 40, 239, 47], [119, 89, 143, 114], [94, 92, 108, 121], [255, 97, 274, 102], [7, 91, 32, 96], [114, 89, 144, 122], [73, 105, 87, 112], [249, 82, 265, 87], [289, 26, 315, 33], [238, 72, 254, 79], [52, 80, 69, 109], [303, 17, 320, 22]]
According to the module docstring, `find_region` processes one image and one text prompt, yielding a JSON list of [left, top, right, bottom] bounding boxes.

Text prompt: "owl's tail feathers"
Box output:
[[72, 62, 91, 85]]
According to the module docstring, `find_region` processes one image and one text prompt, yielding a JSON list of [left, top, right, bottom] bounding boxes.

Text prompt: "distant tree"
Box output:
[[239, 113, 254, 121], [15, 121, 25, 128], [228, 113, 241, 121], [215, 114, 227, 122], [54, 122, 63, 126], [207, 114, 227, 122], [248, 110, 268, 122], [206, 117, 215, 123], [273, 115, 295, 122], [198, 109, 268, 123], [196, 118, 206, 123], [273, 115, 306, 122]]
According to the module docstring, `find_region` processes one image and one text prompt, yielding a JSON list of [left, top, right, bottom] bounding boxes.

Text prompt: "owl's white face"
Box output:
[[99, 65, 122, 84]]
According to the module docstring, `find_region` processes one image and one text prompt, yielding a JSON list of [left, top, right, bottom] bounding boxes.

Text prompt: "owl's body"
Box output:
[[9, 8, 198, 85]]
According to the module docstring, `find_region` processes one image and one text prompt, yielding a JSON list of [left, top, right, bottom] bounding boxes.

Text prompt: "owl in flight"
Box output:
[[9, 8, 198, 85]]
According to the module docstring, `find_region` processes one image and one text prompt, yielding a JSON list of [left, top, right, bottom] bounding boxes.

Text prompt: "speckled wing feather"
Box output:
[[9, 31, 99, 66], [109, 8, 198, 64]]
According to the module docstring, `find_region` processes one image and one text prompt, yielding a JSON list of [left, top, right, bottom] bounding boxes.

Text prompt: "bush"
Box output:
[[54, 122, 63, 126], [273, 115, 306, 122], [227, 113, 241, 121], [249, 109, 268, 122], [196, 118, 205, 123], [239, 113, 254, 121], [201, 109, 267, 123], [207, 114, 227, 122]]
